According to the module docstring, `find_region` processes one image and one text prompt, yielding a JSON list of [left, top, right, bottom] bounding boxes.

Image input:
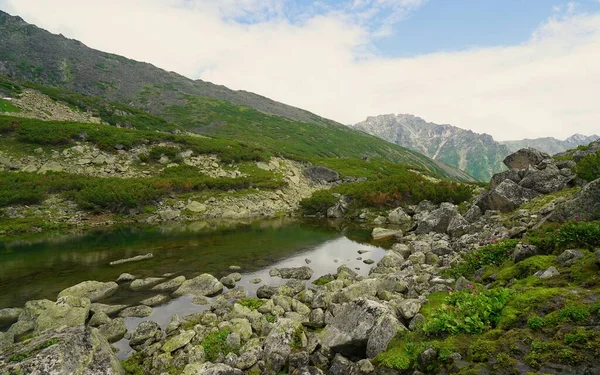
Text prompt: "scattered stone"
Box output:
[[536, 266, 560, 279], [141, 294, 171, 307], [109, 253, 153, 266], [221, 273, 242, 289], [152, 276, 187, 292], [363, 259, 375, 265], [557, 249, 584, 267], [162, 330, 196, 354], [270, 266, 314, 280], [129, 321, 162, 349], [250, 278, 262, 284], [512, 243, 537, 263], [229, 265, 242, 271], [304, 166, 340, 183], [388, 207, 411, 224]]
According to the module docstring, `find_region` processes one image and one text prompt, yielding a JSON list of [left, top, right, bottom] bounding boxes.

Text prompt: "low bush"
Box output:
[[575, 151, 600, 182], [447, 240, 519, 278], [423, 287, 513, 335], [528, 222, 600, 253]]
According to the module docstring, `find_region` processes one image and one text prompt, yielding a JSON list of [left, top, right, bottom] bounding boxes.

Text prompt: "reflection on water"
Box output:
[[0, 218, 388, 309]]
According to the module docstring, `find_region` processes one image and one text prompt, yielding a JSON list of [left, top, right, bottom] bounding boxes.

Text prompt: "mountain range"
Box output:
[[354, 114, 598, 181]]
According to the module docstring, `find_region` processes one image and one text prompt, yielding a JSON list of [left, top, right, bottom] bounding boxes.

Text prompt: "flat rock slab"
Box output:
[[58, 281, 118, 302]]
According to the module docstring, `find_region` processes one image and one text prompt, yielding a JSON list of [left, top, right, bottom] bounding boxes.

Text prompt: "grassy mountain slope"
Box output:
[[500, 134, 600, 155], [0, 11, 473, 181]]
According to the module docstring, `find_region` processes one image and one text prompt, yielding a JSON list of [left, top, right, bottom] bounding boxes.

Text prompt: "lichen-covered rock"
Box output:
[[0, 325, 124, 375], [129, 321, 162, 349], [319, 299, 390, 357], [336, 279, 379, 303], [98, 317, 127, 343], [151, 276, 186, 292], [551, 178, 600, 222], [263, 318, 306, 372], [393, 299, 422, 319], [118, 305, 152, 318], [162, 330, 196, 354], [371, 228, 401, 240], [365, 312, 406, 358], [141, 294, 171, 307], [183, 362, 243, 375], [270, 266, 314, 280], [415, 203, 459, 234], [257, 285, 279, 299], [116, 273, 136, 283], [130, 277, 165, 291], [58, 281, 118, 302], [388, 207, 411, 224], [173, 274, 224, 297], [0, 308, 22, 327]]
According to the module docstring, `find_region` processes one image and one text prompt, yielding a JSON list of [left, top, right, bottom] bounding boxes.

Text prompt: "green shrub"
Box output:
[[447, 240, 519, 278], [423, 287, 513, 335], [528, 222, 600, 252], [237, 298, 265, 310], [576, 151, 600, 181], [201, 329, 235, 362]]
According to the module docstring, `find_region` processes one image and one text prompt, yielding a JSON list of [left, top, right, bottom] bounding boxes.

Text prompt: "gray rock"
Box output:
[[89, 311, 111, 327], [166, 314, 181, 336], [478, 179, 539, 213], [224, 286, 248, 299], [130, 277, 165, 291], [328, 354, 356, 375], [263, 318, 306, 372], [173, 274, 224, 297], [454, 277, 471, 291], [519, 164, 572, 194], [270, 266, 314, 280], [512, 243, 537, 263], [371, 227, 401, 240], [129, 321, 162, 349], [182, 362, 243, 375], [58, 281, 118, 303], [116, 273, 136, 283], [159, 209, 181, 221], [162, 330, 196, 353], [289, 351, 310, 370], [336, 279, 379, 303], [0, 308, 22, 326], [151, 276, 187, 292], [9, 297, 91, 336], [377, 251, 404, 268], [551, 178, 600, 222], [90, 303, 127, 316], [408, 313, 425, 331], [394, 299, 422, 319], [388, 207, 411, 224], [490, 170, 522, 190], [140, 294, 171, 307], [0, 325, 124, 375], [118, 305, 152, 318], [366, 313, 407, 358], [418, 348, 438, 368], [447, 214, 470, 238], [256, 285, 279, 299], [464, 205, 482, 223], [98, 317, 127, 343], [221, 273, 243, 289], [305, 308, 326, 329], [320, 299, 391, 357], [415, 203, 459, 234], [556, 249, 584, 267], [536, 266, 560, 279], [504, 148, 550, 170], [304, 166, 340, 183]]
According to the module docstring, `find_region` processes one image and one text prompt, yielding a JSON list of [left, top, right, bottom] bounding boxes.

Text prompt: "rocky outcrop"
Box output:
[[304, 166, 340, 183], [550, 178, 600, 222], [478, 148, 576, 213], [0, 325, 124, 375]]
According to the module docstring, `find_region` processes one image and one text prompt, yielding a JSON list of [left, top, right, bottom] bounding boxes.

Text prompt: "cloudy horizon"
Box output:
[[1, 0, 599, 141]]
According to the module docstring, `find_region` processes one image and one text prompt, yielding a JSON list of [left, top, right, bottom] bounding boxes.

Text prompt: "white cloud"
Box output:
[[1, 0, 600, 140]]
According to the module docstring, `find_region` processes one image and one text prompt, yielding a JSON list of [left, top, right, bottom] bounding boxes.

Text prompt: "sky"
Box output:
[[1, 0, 600, 141]]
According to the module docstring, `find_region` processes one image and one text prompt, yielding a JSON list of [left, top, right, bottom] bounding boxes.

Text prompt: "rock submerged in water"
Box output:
[[269, 266, 314, 280], [109, 253, 153, 266]]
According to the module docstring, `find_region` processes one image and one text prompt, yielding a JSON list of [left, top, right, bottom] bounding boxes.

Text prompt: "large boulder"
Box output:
[[490, 170, 522, 190], [304, 166, 340, 183], [129, 321, 162, 349], [320, 299, 399, 358], [477, 180, 539, 213], [415, 203, 459, 234], [388, 207, 411, 224], [0, 325, 124, 375], [550, 178, 600, 222], [173, 274, 224, 297], [503, 148, 550, 170], [518, 163, 573, 194], [58, 281, 118, 302]]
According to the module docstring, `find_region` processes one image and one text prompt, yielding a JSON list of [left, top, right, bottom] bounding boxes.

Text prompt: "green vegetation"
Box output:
[[576, 150, 600, 181], [0, 98, 20, 112], [423, 287, 513, 335], [237, 298, 266, 310], [0, 169, 283, 213], [291, 326, 305, 350], [376, 220, 600, 374], [312, 275, 334, 286], [445, 240, 519, 279], [300, 172, 475, 216], [201, 329, 236, 362]]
